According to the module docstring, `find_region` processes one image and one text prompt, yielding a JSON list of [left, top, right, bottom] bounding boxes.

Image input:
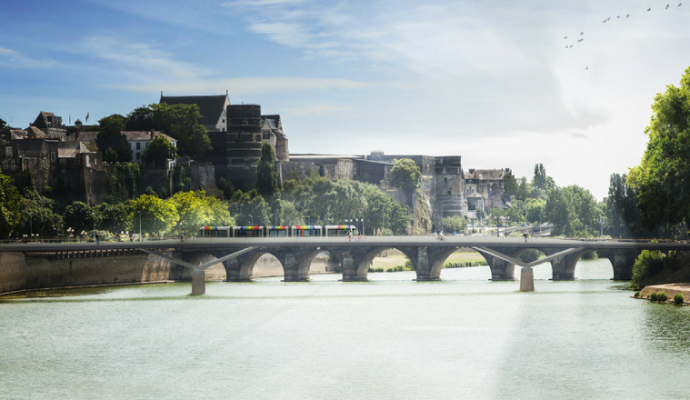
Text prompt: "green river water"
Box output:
[[1, 259, 690, 399]]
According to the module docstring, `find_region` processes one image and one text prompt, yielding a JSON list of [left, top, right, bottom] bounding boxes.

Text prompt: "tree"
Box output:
[[129, 195, 178, 235], [64, 201, 96, 233], [142, 136, 177, 168], [96, 114, 131, 162], [172, 190, 233, 234], [0, 168, 21, 239], [229, 189, 271, 226], [503, 173, 518, 197], [389, 158, 421, 194], [94, 202, 131, 234], [628, 66, 690, 231], [0, 118, 9, 130], [256, 142, 279, 200], [545, 185, 600, 237], [20, 188, 63, 239], [126, 103, 211, 158]]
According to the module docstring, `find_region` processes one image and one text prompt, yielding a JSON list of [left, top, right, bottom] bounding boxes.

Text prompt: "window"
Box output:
[[51, 152, 56, 162], [136, 142, 140, 150], [137, 153, 141, 160], [263, 132, 270, 140], [5, 147, 11, 158], [2, 161, 6, 169]]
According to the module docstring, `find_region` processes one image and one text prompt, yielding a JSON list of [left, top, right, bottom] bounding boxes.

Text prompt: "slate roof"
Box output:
[[122, 130, 177, 143], [465, 169, 509, 180], [16, 140, 46, 158], [58, 141, 88, 159], [10, 130, 28, 140], [64, 131, 99, 142], [159, 94, 228, 128], [26, 126, 48, 139]]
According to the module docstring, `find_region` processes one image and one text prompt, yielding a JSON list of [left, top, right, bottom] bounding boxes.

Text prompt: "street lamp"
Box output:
[[92, 212, 96, 242], [249, 214, 253, 226], [28, 212, 32, 242], [307, 216, 310, 226], [138, 211, 142, 242]]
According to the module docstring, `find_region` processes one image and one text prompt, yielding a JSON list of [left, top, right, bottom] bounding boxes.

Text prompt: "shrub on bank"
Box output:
[[674, 293, 684, 305], [650, 292, 658, 301], [657, 292, 668, 302], [634, 291, 640, 298]]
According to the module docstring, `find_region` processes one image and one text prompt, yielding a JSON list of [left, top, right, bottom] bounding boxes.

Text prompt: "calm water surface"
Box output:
[[2, 259, 690, 400]]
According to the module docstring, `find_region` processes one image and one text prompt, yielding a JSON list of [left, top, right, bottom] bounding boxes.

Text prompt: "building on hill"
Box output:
[[464, 168, 510, 216], [29, 111, 67, 139], [261, 115, 288, 162], [122, 130, 177, 167], [159, 92, 230, 132]]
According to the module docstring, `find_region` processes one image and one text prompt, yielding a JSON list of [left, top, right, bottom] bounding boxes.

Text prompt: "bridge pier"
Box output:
[[191, 270, 206, 295], [519, 266, 534, 292], [550, 251, 588, 280], [485, 254, 516, 281], [608, 250, 640, 280]]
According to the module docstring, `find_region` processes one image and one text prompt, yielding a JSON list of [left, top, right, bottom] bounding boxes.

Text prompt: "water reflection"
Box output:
[[642, 302, 690, 358]]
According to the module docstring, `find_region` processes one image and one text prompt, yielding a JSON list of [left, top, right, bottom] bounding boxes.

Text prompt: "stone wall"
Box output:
[[188, 163, 216, 192], [0, 251, 227, 295]]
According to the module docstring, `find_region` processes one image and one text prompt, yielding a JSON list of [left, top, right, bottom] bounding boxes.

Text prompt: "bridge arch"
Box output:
[[223, 250, 284, 281], [357, 247, 418, 281]]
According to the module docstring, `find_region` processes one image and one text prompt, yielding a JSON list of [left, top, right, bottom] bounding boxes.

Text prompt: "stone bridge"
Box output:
[[4, 237, 689, 295]]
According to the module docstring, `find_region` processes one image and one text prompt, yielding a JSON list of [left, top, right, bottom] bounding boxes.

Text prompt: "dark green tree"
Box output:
[[503, 173, 518, 197], [126, 103, 211, 158], [0, 118, 9, 130], [389, 158, 421, 200], [0, 168, 21, 239], [64, 201, 96, 233], [96, 114, 131, 162], [142, 136, 177, 168], [256, 142, 280, 200], [20, 188, 63, 239], [628, 66, 690, 231], [229, 189, 271, 226], [94, 202, 131, 233]]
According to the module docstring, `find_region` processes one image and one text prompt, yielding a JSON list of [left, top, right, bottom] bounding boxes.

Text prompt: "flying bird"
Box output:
[[580, 32, 584, 35], [627, 14, 630, 17], [666, 3, 670, 9], [648, 7, 651, 11], [569, 45, 573, 48], [679, 3, 682, 7], [564, 36, 568, 39], [578, 38, 584, 42], [617, 15, 620, 18], [585, 66, 589, 70]]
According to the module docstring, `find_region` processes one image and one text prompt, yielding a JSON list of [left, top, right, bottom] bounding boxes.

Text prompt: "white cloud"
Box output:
[[117, 76, 366, 95], [0, 46, 57, 69]]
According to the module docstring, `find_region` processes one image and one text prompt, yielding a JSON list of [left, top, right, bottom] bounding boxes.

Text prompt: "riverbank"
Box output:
[[638, 283, 690, 303]]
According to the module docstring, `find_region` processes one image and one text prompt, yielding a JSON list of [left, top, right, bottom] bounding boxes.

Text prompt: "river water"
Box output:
[[2, 259, 690, 400]]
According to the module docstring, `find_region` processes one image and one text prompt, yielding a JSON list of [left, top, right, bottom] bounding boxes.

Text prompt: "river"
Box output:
[[1, 259, 690, 399]]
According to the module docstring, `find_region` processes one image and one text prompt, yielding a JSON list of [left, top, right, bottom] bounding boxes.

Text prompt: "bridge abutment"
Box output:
[[191, 269, 206, 295], [520, 266, 534, 291]]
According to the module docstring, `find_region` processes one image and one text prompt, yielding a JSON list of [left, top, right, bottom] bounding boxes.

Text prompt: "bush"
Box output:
[[674, 293, 684, 305], [650, 292, 658, 301], [634, 291, 640, 298], [657, 292, 668, 302], [581, 250, 598, 260]]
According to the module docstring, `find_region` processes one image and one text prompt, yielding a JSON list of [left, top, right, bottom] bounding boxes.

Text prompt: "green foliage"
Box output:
[[142, 136, 177, 168], [389, 158, 421, 193], [129, 194, 178, 234], [525, 198, 546, 223], [503, 173, 518, 197], [256, 142, 280, 200], [0, 118, 8, 130], [519, 249, 542, 263], [628, 66, 690, 231], [362, 185, 409, 235], [107, 163, 140, 200], [217, 177, 236, 200], [632, 250, 680, 289], [545, 185, 601, 237], [63, 201, 95, 233], [96, 114, 132, 162], [171, 166, 190, 194], [531, 163, 555, 196], [229, 189, 271, 226], [126, 103, 211, 158], [581, 250, 598, 260], [20, 188, 63, 239], [650, 292, 658, 301], [443, 216, 466, 233], [172, 190, 233, 233], [657, 292, 668, 302], [674, 293, 684, 304], [0, 169, 21, 239], [94, 202, 131, 233]]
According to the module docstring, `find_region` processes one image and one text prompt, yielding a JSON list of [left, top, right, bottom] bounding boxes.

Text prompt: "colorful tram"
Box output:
[[198, 225, 357, 238]]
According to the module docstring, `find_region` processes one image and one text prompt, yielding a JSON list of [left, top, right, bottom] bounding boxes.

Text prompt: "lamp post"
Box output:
[[92, 212, 96, 242], [249, 214, 253, 226], [28, 212, 32, 242], [307, 216, 310, 226], [138, 211, 142, 242]]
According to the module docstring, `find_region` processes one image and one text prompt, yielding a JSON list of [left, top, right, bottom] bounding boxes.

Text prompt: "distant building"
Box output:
[[29, 111, 67, 139], [122, 130, 177, 167], [159, 93, 230, 132]]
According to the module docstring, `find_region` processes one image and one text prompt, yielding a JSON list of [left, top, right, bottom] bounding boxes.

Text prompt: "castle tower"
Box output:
[[435, 156, 464, 220], [226, 105, 263, 190]]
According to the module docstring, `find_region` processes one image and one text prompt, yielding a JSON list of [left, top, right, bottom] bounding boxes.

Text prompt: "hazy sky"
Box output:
[[2, 0, 690, 199]]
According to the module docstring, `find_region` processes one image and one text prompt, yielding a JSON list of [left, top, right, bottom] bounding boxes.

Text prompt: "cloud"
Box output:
[[0, 46, 57, 69], [117, 76, 366, 95], [282, 104, 350, 116]]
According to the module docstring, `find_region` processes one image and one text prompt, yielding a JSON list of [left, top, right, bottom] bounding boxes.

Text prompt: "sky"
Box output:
[[2, 0, 690, 200]]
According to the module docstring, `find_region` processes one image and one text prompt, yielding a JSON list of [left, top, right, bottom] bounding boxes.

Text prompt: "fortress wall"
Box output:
[[0, 252, 228, 295]]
